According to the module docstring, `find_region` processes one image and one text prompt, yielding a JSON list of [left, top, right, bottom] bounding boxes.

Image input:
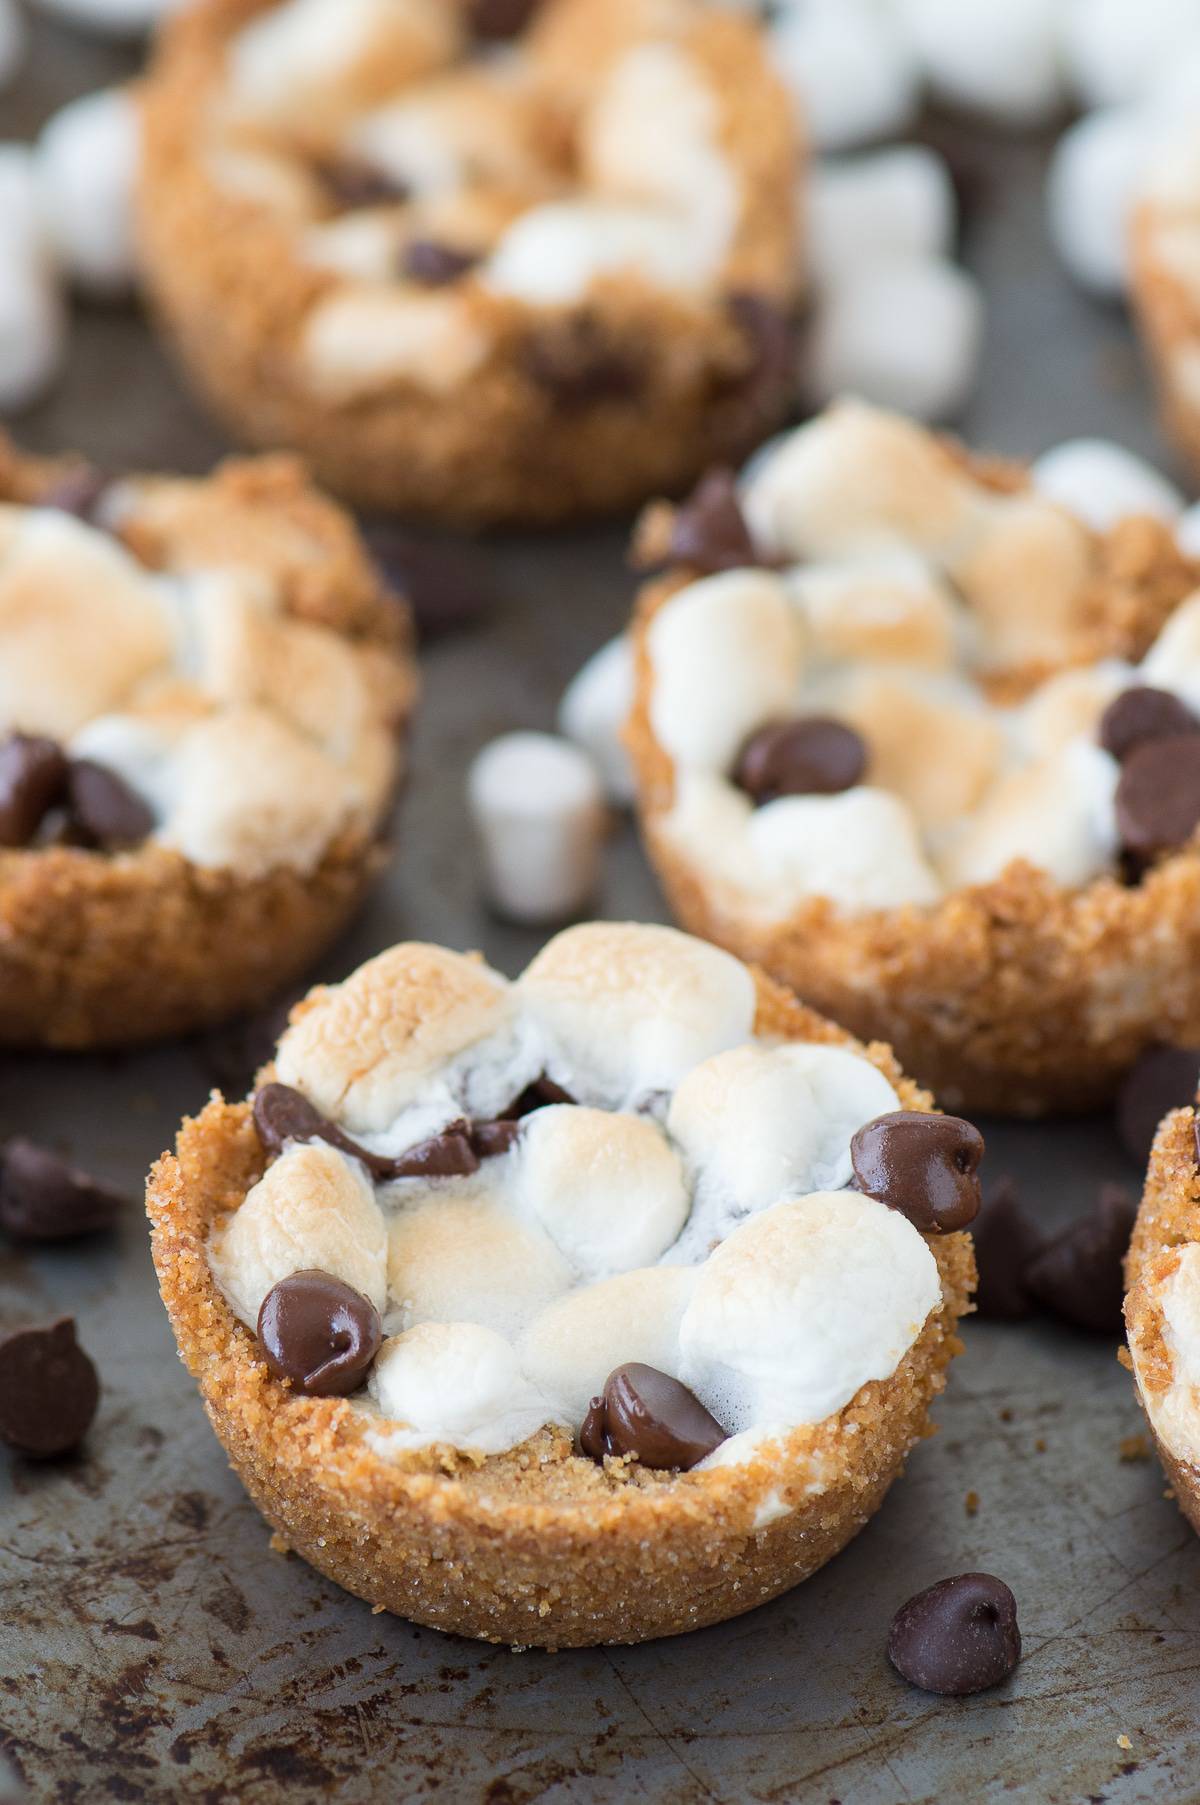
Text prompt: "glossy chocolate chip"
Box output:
[[972, 1178, 1044, 1321], [470, 0, 541, 38], [66, 760, 155, 849], [402, 239, 480, 286], [0, 1139, 124, 1243], [1115, 732, 1200, 862], [257, 1270, 382, 1397], [362, 528, 497, 644], [0, 733, 68, 847], [667, 468, 763, 575], [1116, 1044, 1200, 1166], [387, 1123, 480, 1180], [579, 1363, 726, 1470], [888, 1573, 1021, 1697], [521, 316, 644, 410], [252, 1082, 393, 1181], [502, 1074, 575, 1119], [850, 1110, 983, 1235], [735, 718, 867, 805], [1023, 1183, 1136, 1335], [0, 1317, 100, 1457], [316, 157, 408, 211], [1099, 686, 1198, 763], [470, 1119, 523, 1159], [39, 465, 112, 523]]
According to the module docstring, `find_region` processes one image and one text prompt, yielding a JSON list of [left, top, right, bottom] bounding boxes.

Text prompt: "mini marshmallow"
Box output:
[[386, 1193, 573, 1339], [1032, 439, 1185, 530], [209, 1141, 387, 1331], [1060, 0, 1200, 108], [893, 0, 1065, 125], [939, 739, 1120, 890], [1136, 1245, 1200, 1470], [467, 732, 607, 927], [807, 147, 955, 286], [1179, 506, 1200, 560], [557, 635, 637, 807], [837, 670, 1004, 831], [947, 495, 1093, 670], [1045, 109, 1154, 297], [768, 0, 920, 152], [483, 200, 720, 305], [518, 1266, 696, 1426], [515, 1106, 689, 1280], [36, 87, 140, 297], [0, 147, 66, 414], [678, 1191, 941, 1431], [784, 552, 963, 670], [1141, 592, 1200, 714], [369, 1322, 553, 1455], [748, 787, 942, 912], [0, 0, 26, 88], [646, 570, 803, 772], [28, 0, 184, 36], [806, 254, 985, 423], [302, 288, 488, 400], [518, 922, 756, 1110]]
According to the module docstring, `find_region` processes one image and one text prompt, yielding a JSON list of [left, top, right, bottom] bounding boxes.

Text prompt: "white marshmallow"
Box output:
[[678, 1191, 941, 1431], [646, 570, 803, 773], [302, 289, 488, 400], [0, 0, 26, 88], [386, 1192, 573, 1339], [748, 787, 942, 912], [894, 0, 1065, 125], [1135, 1245, 1200, 1470], [467, 732, 607, 927], [940, 739, 1120, 890], [518, 1266, 696, 1426], [228, 0, 455, 120], [768, 1, 920, 152], [557, 635, 637, 807], [369, 1322, 553, 1455], [807, 254, 985, 423], [807, 147, 955, 286], [516, 1106, 689, 1280], [36, 88, 140, 297], [28, 0, 184, 36], [484, 201, 720, 305], [0, 147, 66, 413], [1179, 506, 1200, 560], [1060, 0, 1200, 108], [1142, 592, 1200, 714], [1032, 439, 1185, 530], [1045, 108, 1153, 297]]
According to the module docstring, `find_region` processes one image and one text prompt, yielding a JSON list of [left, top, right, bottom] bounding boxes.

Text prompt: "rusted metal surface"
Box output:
[[4, 23, 1200, 1803]]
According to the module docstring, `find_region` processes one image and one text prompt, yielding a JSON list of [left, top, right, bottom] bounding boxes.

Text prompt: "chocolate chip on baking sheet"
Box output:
[[1099, 686, 1199, 763], [0, 732, 69, 847], [579, 1363, 727, 1471], [664, 468, 764, 575], [315, 156, 409, 212], [971, 1178, 1044, 1321], [253, 1083, 480, 1182], [66, 759, 155, 849], [0, 1317, 100, 1458], [1023, 1183, 1136, 1335], [850, 1111, 984, 1235], [0, 1138, 124, 1242], [735, 718, 867, 804], [401, 239, 481, 286], [1116, 1043, 1200, 1166], [888, 1573, 1021, 1697], [257, 1271, 382, 1397], [1115, 732, 1200, 862], [469, 0, 542, 39]]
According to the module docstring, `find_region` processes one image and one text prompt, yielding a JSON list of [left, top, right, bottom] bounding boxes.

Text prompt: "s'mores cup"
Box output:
[[137, 0, 799, 527], [627, 402, 1200, 1116], [1132, 126, 1200, 481], [147, 921, 976, 1648], [0, 439, 415, 1049]]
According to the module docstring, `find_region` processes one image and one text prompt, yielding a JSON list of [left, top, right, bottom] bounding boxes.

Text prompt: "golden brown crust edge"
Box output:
[[0, 437, 417, 1050], [145, 966, 974, 1648], [135, 0, 801, 526], [1131, 207, 1200, 484]]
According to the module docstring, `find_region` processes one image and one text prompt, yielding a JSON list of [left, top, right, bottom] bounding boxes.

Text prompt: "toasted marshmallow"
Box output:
[[940, 739, 1120, 890], [748, 788, 942, 912], [947, 495, 1093, 669], [678, 1192, 941, 1431], [1014, 661, 1133, 760], [386, 1193, 572, 1338], [518, 1266, 696, 1426], [518, 922, 756, 1108], [350, 71, 544, 198], [227, 0, 457, 123], [1141, 591, 1200, 714], [837, 670, 1004, 831], [646, 569, 803, 772], [516, 1106, 689, 1279], [209, 1140, 387, 1330], [484, 199, 721, 305], [369, 1322, 553, 1455], [784, 551, 961, 670], [302, 288, 488, 401]]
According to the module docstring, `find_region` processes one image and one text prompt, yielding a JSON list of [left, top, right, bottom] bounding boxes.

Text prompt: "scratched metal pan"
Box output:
[[2, 23, 1199, 1803]]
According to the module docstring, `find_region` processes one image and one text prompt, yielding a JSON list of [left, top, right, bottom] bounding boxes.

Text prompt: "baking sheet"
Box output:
[[3, 17, 1200, 1802]]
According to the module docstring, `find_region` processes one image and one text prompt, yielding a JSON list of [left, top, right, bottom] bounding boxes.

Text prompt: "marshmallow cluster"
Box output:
[[0, 494, 398, 877], [647, 401, 1200, 921], [209, 923, 944, 1466]]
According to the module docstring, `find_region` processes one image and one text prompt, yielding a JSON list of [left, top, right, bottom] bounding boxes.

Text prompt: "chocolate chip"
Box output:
[[1116, 1043, 1200, 1166], [719, 292, 796, 429], [470, 0, 541, 38], [470, 1119, 523, 1159], [66, 760, 155, 849], [362, 528, 497, 643], [387, 1122, 480, 1180], [850, 1110, 984, 1235], [401, 239, 480, 285], [0, 733, 68, 847], [257, 1270, 382, 1397], [1099, 686, 1199, 763], [666, 468, 763, 575], [1023, 1183, 1136, 1335], [1115, 733, 1200, 862], [0, 1139, 124, 1242], [0, 1317, 100, 1457], [520, 316, 644, 410], [888, 1573, 1021, 1697], [252, 1083, 394, 1181], [579, 1363, 726, 1470], [315, 157, 408, 212], [735, 718, 867, 804], [39, 465, 112, 523], [972, 1178, 1044, 1321]]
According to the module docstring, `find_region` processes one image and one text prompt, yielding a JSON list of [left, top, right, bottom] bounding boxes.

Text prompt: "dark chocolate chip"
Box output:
[[252, 1082, 395, 1181], [39, 465, 112, 524], [0, 1317, 100, 1457], [972, 1178, 1044, 1321], [1023, 1183, 1136, 1335], [735, 718, 867, 804], [362, 528, 497, 643], [470, 1119, 523, 1159], [315, 157, 408, 212], [1099, 686, 1199, 763], [66, 760, 155, 849], [0, 1139, 124, 1243], [888, 1573, 1021, 1697], [0, 733, 68, 848], [402, 239, 480, 285], [1115, 732, 1200, 862], [257, 1270, 382, 1397], [502, 1074, 575, 1119], [1116, 1043, 1200, 1166], [386, 1122, 480, 1180], [667, 468, 763, 575], [520, 316, 644, 410], [850, 1110, 984, 1235], [721, 292, 796, 425], [470, 0, 541, 39], [578, 1363, 726, 1470]]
